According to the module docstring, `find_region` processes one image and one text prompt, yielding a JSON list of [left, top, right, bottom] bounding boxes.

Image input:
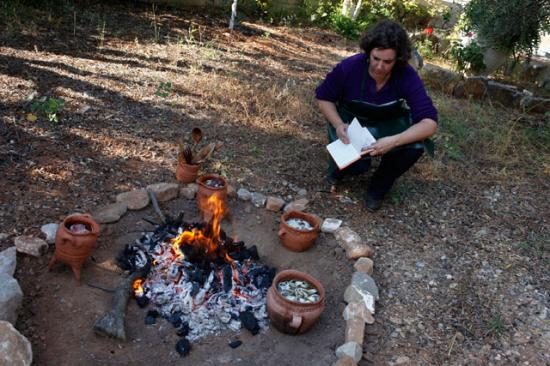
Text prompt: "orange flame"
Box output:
[[133, 278, 144, 297], [170, 194, 229, 262]]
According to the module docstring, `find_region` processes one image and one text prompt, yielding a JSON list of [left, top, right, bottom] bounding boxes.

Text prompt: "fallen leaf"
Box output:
[[26, 113, 38, 122]]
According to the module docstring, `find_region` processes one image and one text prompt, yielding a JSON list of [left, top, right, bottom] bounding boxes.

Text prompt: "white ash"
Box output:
[[69, 223, 90, 233], [204, 179, 225, 188], [132, 231, 270, 342], [286, 218, 313, 231]]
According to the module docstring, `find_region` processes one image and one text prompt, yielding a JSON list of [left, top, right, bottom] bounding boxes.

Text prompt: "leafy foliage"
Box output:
[[155, 82, 172, 98], [30, 97, 65, 123], [448, 41, 486, 73], [464, 0, 550, 57]]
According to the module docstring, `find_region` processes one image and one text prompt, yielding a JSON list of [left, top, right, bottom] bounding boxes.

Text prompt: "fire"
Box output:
[[133, 278, 144, 297], [170, 194, 230, 262]]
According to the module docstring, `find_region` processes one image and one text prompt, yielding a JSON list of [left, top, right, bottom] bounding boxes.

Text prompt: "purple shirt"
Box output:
[[316, 53, 438, 124]]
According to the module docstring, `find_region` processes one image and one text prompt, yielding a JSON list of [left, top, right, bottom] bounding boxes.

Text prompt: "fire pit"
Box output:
[[116, 195, 275, 356]]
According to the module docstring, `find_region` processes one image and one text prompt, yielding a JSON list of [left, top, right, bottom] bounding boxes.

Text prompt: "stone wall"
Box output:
[[421, 64, 550, 114]]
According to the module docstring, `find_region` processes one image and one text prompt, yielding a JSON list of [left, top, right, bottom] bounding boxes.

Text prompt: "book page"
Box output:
[[361, 127, 376, 148], [326, 139, 361, 170], [347, 118, 366, 152]]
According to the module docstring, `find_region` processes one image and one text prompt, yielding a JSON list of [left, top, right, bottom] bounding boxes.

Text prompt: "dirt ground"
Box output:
[[30, 197, 351, 365], [1, 2, 549, 365]]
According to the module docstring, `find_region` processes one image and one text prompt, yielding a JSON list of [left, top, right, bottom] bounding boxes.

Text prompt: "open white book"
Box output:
[[326, 118, 376, 170]]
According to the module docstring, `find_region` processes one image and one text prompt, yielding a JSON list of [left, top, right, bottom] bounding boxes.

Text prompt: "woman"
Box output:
[[316, 20, 437, 212]]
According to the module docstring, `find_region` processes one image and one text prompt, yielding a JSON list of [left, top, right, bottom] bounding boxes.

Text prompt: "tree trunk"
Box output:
[[352, 0, 362, 21], [341, 0, 353, 18], [229, 0, 238, 30]]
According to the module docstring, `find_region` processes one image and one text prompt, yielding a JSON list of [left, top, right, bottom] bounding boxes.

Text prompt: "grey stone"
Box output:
[[251, 192, 267, 208], [296, 188, 307, 197], [335, 341, 362, 363], [116, 189, 150, 210], [0, 274, 23, 324], [0, 247, 17, 277], [180, 183, 199, 199], [0, 320, 33, 365], [321, 218, 342, 233], [0, 233, 9, 242], [342, 302, 374, 324], [353, 257, 373, 275], [14, 236, 48, 257], [92, 202, 128, 224], [146, 182, 179, 202], [283, 198, 309, 212], [237, 188, 252, 201], [334, 227, 362, 247], [351, 271, 379, 300], [265, 196, 285, 211], [40, 223, 58, 244]]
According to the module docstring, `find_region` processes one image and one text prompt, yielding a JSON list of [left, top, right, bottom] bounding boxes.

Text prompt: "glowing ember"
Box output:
[[133, 278, 144, 297]]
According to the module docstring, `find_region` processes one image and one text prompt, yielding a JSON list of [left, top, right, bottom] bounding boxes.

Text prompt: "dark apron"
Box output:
[[326, 63, 434, 175]]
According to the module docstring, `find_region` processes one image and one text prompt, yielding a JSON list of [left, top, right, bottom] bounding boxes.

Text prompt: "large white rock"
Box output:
[[0, 320, 33, 365], [14, 236, 48, 257], [284, 198, 309, 212], [92, 202, 128, 224], [335, 341, 362, 363], [0, 273, 23, 324], [180, 183, 199, 199], [321, 218, 342, 233], [146, 182, 180, 202], [0, 247, 17, 276], [116, 189, 150, 210], [251, 192, 267, 208], [237, 188, 251, 201], [40, 223, 58, 244]]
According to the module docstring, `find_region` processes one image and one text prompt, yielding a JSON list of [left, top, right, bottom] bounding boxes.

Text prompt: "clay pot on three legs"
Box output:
[[176, 162, 200, 184], [196, 174, 229, 222], [267, 269, 326, 334], [278, 211, 321, 252], [48, 214, 100, 284]]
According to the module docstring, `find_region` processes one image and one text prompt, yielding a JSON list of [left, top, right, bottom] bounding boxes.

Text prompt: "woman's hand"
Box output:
[[336, 124, 350, 144], [364, 136, 398, 156]]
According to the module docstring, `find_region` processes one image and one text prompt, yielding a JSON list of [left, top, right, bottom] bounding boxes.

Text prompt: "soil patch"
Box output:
[[32, 197, 351, 365]]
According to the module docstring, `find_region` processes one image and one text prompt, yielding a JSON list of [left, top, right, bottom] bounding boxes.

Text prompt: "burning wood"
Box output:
[[116, 194, 275, 355]]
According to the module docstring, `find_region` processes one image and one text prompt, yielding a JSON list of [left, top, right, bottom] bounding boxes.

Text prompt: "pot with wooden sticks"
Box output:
[[175, 127, 223, 184]]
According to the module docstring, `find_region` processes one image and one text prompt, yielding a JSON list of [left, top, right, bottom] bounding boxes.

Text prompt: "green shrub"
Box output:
[[30, 97, 65, 123], [448, 41, 486, 73]]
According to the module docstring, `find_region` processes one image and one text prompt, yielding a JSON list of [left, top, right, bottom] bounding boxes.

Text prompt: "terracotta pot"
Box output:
[[48, 214, 100, 284], [267, 269, 326, 334], [278, 211, 320, 252], [176, 162, 200, 184], [196, 174, 229, 222]]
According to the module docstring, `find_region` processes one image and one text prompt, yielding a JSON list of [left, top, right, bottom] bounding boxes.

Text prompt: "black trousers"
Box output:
[[329, 148, 423, 199]]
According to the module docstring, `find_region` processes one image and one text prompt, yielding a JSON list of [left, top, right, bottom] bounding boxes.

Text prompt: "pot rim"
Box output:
[[178, 161, 200, 168], [62, 214, 100, 235], [272, 269, 325, 306], [196, 173, 227, 190], [280, 210, 320, 233]]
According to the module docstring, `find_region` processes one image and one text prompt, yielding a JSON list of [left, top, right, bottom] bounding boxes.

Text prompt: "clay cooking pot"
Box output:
[[176, 162, 200, 184], [278, 210, 320, 252], [196, 174, 229, 222], [267, 269, 326, 334], [48, 214, 100, 284]]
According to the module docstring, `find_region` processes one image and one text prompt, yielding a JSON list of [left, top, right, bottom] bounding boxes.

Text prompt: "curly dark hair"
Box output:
[[360, 20, 412, 67]]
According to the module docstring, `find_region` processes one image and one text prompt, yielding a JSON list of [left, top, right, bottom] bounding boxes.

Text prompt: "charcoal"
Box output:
[[178, 326, 190, 337], [188, 282, 199, 296], [247, 245, 259, 260], [145, 309, 159, 325], [136, 295, 149, 308], [228, 340, 242, 349], [175, 338, 191, 357], [222, 265, 233, 293], [239, 310, 259, 335], [168, 312, 183, 328], [249, 266, 276, 289]]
